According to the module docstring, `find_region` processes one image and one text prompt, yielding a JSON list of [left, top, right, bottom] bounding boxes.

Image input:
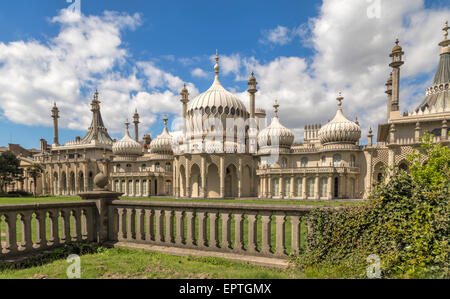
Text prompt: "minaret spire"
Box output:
[[214, 49, 220, 77], [337, 92, 344, 110], [133, 109, 140, 142], [248, 72, 258, 120], [273, 100, 280, 118], [51, 102, 60, 146], [439, 21, 450, 54]]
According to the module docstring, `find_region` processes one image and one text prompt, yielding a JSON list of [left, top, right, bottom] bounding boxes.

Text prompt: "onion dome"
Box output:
[[187, 51, 248, 118], [113, 121, 142, 156], [258, 101, 294, 149], [150, 116, 174, 155], [319, 93, 361, 145]]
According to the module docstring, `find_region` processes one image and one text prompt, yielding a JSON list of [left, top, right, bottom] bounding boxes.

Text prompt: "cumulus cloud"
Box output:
[[191, 68, 208, 79], [0, 9, 192, 141], [260, 25, 293, 45], [228, 0, 449, 142]]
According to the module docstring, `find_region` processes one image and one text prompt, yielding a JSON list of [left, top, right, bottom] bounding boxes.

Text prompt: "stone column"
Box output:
[[185, 157, 191, 197], [219, 155, 225, 198], [302, 176, 307, 199], [327, 176, 332, 200], [74, 164, 79, 194], [83, 164, 88, 192], [65, 164, 70, 195], [314, 175, 320, 200], [267, 176, 272, 198], [238, 157, 242, 198], [290, 175, 295, 198], [200, 155, 206, 198], [441, 120, 448, 141], [140, 180, 143, 197], [279, 176, 284, 198]]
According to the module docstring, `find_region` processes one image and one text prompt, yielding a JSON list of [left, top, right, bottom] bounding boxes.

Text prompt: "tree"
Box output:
[[0, 151, 23, 193], [27, 163, 43, 198]]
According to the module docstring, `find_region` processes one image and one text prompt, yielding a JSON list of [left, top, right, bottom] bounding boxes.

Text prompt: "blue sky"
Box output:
[[0, 0, 448, 149]]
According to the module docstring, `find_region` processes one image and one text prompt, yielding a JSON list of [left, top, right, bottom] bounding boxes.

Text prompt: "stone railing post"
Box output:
[[79, 173, 123, 244]]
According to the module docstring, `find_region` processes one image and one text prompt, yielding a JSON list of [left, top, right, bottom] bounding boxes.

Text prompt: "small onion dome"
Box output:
[[391, 38, 403, 53], [319, 93, 361, 145], [113, 121, 142, 156], [150, 116, 174, 154], [258, 101, 294, 149]]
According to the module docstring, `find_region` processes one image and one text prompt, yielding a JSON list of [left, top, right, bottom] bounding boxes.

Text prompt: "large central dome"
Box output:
[[187, 52, 248, 118]]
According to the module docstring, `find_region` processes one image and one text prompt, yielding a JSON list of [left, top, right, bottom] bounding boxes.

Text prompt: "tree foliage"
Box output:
[[295, 132, 449, 278], [0, 151, 23, 192]]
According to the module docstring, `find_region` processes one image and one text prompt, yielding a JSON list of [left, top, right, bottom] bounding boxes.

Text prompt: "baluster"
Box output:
[[145, 209, 154, 242], [36, 211, 48, 249], [86, 208, 96, 242], [61, 210, 72, 244], [234, 213, 244, 252], [175, 210, 185, 245], [20, 212, 33, 252], [260, 213, 272, 255], [275, 213, 287, 256], [48, 211, 60, 247], [185, 210, 195, 247], [117, 208, 126, 241], [209, 211, 219, 248], [221, 212, 231, 250], [165, 210, 174, 244], [81, 209, 88, 241], [0, 214, 3, 253], [290, 214, 301, 255], [136, 209, 145, 242], [155, 209, 164, 243], [73, 210, 82, 242], [127, 208, 136, 241], [5, 212, 18, 254], [247, 213, 258, 253], [197, 211, 207, 248]]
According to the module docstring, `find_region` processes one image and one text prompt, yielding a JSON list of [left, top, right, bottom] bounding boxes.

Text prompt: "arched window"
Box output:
[[281, 158, 288, 168], [155, 162, 160, 170], [321, 156, 327, 166], [284, 179, 290, 197], [141, 164, 147, 171], [166, 162, 172, 172], [116, 164, 121, 171], [272, 178, 280, 197], [333, 154, 342, 167], [399, 162, 409, 172], [377, 173, 383, 182], [350, 155, 356, 167], [301, 158, 308, 168]]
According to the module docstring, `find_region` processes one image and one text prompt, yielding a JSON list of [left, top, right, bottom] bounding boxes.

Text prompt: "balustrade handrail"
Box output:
[[0, 201, 96, 212]]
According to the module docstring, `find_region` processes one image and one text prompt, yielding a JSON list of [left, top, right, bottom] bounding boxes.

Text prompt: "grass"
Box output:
[[0, 247, 306, 279]]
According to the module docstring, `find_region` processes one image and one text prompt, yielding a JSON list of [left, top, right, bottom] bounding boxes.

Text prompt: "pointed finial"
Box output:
[[355, 117, 359, 126], [395, 38, 399, 45], [214, 50, 220, 76], [273, 100, 280, 118], [444, 21, 449, 40], [125, 119, 130, 132], [439, 21, 450, 48], [163, 114, 168, 126], [337, 92, 344, 109], [94, 89, 99, 101]]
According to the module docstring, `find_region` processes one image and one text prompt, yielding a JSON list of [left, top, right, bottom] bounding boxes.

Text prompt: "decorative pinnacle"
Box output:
[[337, 92, 344, 109], [125, 119, 130, 132], [214, 50, 220, 76], [368, 127, 373, 136], [163, 114, 168, 127], [273, 100, 280, 118], [439, 21, 450, 48], [94, 89, 99, 101]]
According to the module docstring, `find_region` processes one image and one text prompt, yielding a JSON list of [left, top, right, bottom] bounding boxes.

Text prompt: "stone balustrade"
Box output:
[[0, 202, 97, 259], [1, 194, 323, 261], [107, 201, 318, 258]]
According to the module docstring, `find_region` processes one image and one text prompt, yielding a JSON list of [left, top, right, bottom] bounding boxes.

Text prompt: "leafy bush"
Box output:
[[294, 133, 449, 278]]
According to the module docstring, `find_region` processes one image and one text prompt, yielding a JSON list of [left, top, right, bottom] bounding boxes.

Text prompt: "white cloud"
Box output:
[[0, 9, 194, 140], [260, 25, 293, 45], [227, 0, 449, 142], [191, 68, 208, 78]]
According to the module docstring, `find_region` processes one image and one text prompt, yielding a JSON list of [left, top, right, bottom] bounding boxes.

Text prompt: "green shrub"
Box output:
[[294, 132, 449, 279]]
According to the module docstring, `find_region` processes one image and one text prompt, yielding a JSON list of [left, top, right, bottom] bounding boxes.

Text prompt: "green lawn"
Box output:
[[0, 247, 306, 279]]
